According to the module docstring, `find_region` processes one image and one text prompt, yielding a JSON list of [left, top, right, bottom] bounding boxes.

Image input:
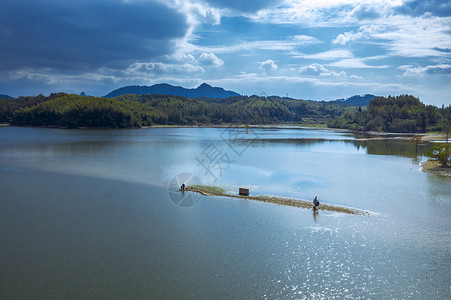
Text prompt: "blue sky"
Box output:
[[0, 0, 450, 105]]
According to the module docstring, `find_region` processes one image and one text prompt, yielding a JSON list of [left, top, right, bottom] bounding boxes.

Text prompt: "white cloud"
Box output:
[[126, 52, 224, 78], [259, 60, 278, 72], [250, 1, 451, 63], [300, 63, 328, 75], [373, 15, 451, 58], [286, 0, 404, 9], [198, 53, 224, 66], [6, 67, 122, 88], [249, 0, 404, 26], [163, 0, 222, 27], [127, 62, 205, 75], [290, 35, 321, 45], [296, 49, 354, 60], [299, 63, 347, 77], [183, 35, 320, 54], [328, 58, 390, 69], [332, 33, 357, 45], [331, 25, 381, 45], [401, 64, 451, 76], [165, 53, 196, 63], [208, 73, 411, 98], [349, 1, 400, 20], [160, 0, 223, 58], [328, 70, 347, 77], [331, 14, 451, 59]]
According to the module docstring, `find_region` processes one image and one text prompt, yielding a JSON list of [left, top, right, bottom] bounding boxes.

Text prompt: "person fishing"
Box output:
[[180, 183, 185, 190], [313, 196, 320, 211]]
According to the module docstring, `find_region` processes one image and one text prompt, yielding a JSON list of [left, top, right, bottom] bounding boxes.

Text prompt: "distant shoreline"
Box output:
[[144, 124, 332, 130], [1, 123, 448, 141], [0, 123, 331, 131]]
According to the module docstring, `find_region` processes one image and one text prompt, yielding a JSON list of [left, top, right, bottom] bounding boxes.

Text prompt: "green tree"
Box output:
[[410, 135, 422, 153], [439, 119, 450, 143], [427, 143, 450, 167]]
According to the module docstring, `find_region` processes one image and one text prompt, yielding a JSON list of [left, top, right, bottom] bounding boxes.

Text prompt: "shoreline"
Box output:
[[420, 161, 451, 176], [0, 123, 333, 130], [143, 124, 332, 130], [1, 123, 447, 141], [354, 131, 447, 142], [185, 185, 372, 216]]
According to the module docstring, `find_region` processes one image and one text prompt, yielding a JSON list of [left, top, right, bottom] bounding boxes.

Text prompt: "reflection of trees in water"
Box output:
[[236, 138, 330, 148], [1, 141, 125, 157], [238, 137, 433, 159], [1, 139, 187, 157], [352, 139, 432, 158], [426, 175, 451, 209]]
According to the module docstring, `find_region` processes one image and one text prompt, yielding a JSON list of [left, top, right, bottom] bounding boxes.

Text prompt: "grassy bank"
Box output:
[[421, 160, 451, 176], [186, 185, 371, 216]]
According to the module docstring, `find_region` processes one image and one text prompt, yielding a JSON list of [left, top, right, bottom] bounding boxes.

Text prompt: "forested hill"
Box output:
[[328, 95, 450, 133], [1, 93, 449, 132], [2, 93, 346, 128], [327, 94, 376, 106], [0, 94, 13, 100], [104, 83, 240, 98]]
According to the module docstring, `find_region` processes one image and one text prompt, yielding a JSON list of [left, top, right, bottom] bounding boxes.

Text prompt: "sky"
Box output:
[[0, 0, 450, 106]]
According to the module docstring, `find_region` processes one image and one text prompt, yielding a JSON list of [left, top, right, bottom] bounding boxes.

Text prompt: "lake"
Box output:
[[0, 126, 450, 299]]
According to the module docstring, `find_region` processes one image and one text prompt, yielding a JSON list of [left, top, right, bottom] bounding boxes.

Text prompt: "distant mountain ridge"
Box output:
[[0, 94, 13, 100], [104, 83, 240, 98], [328, 94, 376, 106]]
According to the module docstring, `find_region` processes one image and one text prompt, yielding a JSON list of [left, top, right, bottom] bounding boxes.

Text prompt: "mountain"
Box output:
[[104, 83, 240, 98], [329, 94, 376, 106], [0, 94, 13, 100]]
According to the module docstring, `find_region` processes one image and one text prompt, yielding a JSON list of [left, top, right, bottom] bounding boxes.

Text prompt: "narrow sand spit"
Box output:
[[185, 185, 372, 216]]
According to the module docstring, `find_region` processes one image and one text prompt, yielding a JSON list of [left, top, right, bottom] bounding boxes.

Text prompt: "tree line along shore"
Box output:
[[1, 93, 449, 172], [0, 93, 449, 134], [1, 92, 450, 170]]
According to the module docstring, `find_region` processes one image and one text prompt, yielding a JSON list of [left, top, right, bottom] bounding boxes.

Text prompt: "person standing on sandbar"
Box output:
[[313, 196, 320, 211]]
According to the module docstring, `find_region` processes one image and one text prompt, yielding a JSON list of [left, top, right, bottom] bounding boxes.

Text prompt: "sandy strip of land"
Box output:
[[185, 186, 372, 216]]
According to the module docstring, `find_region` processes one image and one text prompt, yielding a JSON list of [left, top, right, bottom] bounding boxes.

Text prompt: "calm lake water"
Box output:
[[0, 126, 450, 299]]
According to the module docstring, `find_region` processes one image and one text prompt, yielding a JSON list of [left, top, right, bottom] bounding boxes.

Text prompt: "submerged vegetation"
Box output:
[[186, 185, 371, 216], [0, 93, 449, 134]]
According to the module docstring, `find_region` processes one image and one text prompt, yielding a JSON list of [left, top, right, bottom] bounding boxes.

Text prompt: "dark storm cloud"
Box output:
[[0, 0, 188, 71], [206, 0, 281, 13], [396, 0, 451, 17]]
